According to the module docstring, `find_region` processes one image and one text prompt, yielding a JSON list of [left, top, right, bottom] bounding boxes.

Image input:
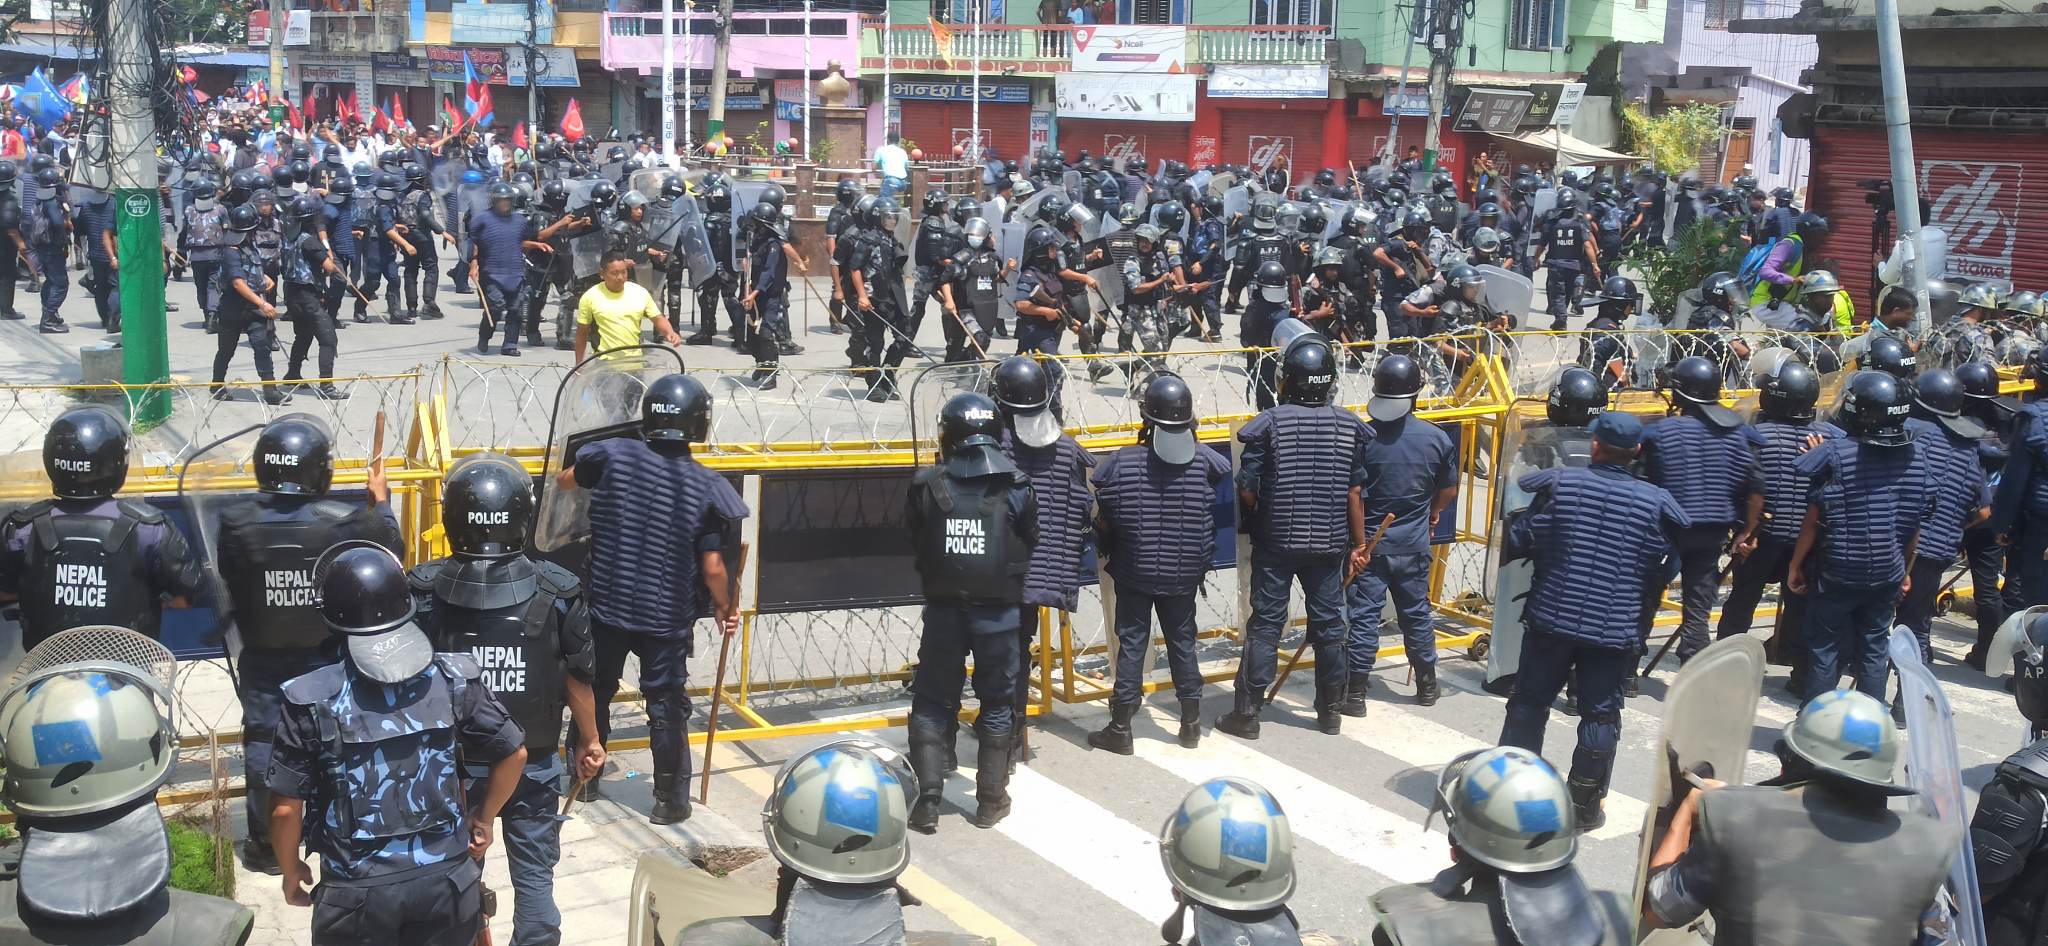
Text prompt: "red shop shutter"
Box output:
[[1812, 125, 2048, 311], [1220, 104, 1324, 181], [1054, 119, 1191, 167], [898, 100, 1030, 162]]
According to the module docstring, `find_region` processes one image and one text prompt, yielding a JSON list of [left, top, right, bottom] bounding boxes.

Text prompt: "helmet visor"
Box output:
[[345, 620, 435, 684], [1010, 405, 1063, 449], [1149, 423, 1198, 466]]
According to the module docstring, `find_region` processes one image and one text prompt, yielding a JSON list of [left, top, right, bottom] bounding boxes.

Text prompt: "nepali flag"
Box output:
[[558, 97, 584, 143], [462, 50, 494, 129]]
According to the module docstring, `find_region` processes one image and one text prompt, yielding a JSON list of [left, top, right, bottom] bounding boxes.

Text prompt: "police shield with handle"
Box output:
[[265, 544, 529, 946], [905, 393, 1038, 835], [1158, 778, 1342, 946], [410, 453, 605, 946], [1485, 367, 1607, 695], [180, 414, 404, 876], [1641, 687, 1957, 946], [1971, 612, 2048, 944], [533, 345, 688, 556], [0, 627, 255, 945], [0, 406, 203, 652], [1370, 746, 1629, 946], [1887, 626, 1988, 946]]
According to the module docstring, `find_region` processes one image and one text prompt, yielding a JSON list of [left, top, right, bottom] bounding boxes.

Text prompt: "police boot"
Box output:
[[1567, 776, 1606, 833], [1215, 709, 1261, 741], [972, 733, 1014, 829], [908, 725, 950, 835], [649, 773, 692, 826], [866, 368, 900, 403], [1087, 702, 1137, 755], [1177, 699, 1202, 749], [1414, 663, 1440, 707], [1340, 672, 1372, 718], [238, 838, 281, 876]]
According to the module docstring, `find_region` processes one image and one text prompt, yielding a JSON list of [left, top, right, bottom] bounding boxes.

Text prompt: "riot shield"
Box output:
[[534, 346, 689, 554], [1016, 187, 1058, 228], [995, 218, 1029, 321], [908, 361, 997, 467], [668, 195, 717, 289], [1487, 417, 1596, 690], [1530, 186, 1558, 219], [176, 422, 269, 661], [1061, 168, 1082, 197], [562, 179, 606, 281], [1888, 625, 1987, 946], [1317, 198, 1354, 241], [1628, 634, 1766, 941], [1475, 265, 1535, 325], [1087, 229, 1138, 317], [1986, 606, 2048, 680], [456, 179, 489, 258], [1222, 184, 1254, 245], [1206, 171, 1238, 199]]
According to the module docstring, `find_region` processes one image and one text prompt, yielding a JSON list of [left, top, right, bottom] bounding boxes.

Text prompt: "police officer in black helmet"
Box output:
[[1959, 359, 2019, 668], [556, 373, 749, 824], [906, 392, 1038, 834], [1638, 355, 1763, 667], [1787, 370, 1933, 701], [824, 176, 862, 333], [993, 355, 1093, 771], [1088, 372, 1230, 753], [267, 545, 528, 946], [1971, 614, 2048, 942], [212, 414, 405, 876], [1894, 369, 1990, 722], [0, 407, 203, 651], [1222, 326, 1370, 739], [1717, 360, 1837, 694], [411, 454, 603, 946], [1990, 345, 2048, 610]]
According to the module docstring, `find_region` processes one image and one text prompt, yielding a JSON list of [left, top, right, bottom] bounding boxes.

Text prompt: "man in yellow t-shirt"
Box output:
[[576, 252, 682, 361]]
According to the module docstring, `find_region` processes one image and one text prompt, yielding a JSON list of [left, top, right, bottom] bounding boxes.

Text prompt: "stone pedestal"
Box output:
[[816, 107, 867, 168]]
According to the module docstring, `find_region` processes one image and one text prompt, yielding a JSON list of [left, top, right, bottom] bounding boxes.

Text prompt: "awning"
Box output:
[[1489, 127, 1640, 165]]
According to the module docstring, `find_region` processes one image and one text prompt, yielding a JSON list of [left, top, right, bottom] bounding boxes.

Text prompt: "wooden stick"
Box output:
[[1268, 512, 1396, 706], [330, 267, 373, 305], [560, 776, 591, 816], [696, 630, 735, 806]]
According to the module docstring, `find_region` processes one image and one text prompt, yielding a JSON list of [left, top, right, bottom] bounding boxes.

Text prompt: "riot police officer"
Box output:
[[557, 373, 747, 824], [1088, 373, 1229, 752], [211, 203, 292, 403], [1187, 194, 1227, 342], [0, 161, 32, 324], [909, 188, 959, 335], [1345, 354, 1457, 711], [1639, 355, 1763, 665], [1971, 614, 2048, 941], [394, 164, 442, 324], [411, 454, 604, 946], [1961, 358, 2019, 667], [361, 171, 404, 324], [758, 740, 917, 941], [470, 181, 542, 357], [1222, 332, 1368, 738], [1896, 369, 1990, 720], [1579, 276, 1639, 389], [1717, 361, 1836, 693], [266, 545, 528, 946], [0, 407, 202, 650], [1158, 778, 1309, 946], [23, 166, 68, 333], [1328, 206, 1381, 347], [0, 647, 254, 943], [1643, 689, 1954, 943], [1376, 210, 1434, 338], [824, 177, 862, 333], [995, 355, 1092, 768], [1991, 346, 2048, 609], [937, 217, 1008, 361], [1789, 370, 1932, 700], [1244, 260, 1296, 410], [1229, 198, 1293, 318], [281, 194, 348, 399], [1371, 746, 1629, 945], [686, 181, 749, 348], [1500, 412, 1687, 829], [1532, 190, 1601, 331], [906, 392, 1038, 833], [213, 415, 404, 875], [849, 197, 915, 402]]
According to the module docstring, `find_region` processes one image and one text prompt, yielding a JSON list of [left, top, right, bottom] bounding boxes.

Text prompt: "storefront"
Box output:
[[891, 78, 1034, 162], [1348, 97, 1474, 194]]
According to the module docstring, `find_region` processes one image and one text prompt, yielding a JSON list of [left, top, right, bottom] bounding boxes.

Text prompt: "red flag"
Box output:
[[558, 98, 584, 143], [371, 105, 391, 133], [511, 123, 528, 150], [178, 65, 198, 84], [389, 93, 406, 130], [345, 91, 361, 124], [287, 99, 302, 132], [441, 95, 465, 133]]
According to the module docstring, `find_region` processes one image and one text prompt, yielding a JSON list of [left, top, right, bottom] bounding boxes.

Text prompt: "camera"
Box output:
[[1858, 179, 1894, 212]]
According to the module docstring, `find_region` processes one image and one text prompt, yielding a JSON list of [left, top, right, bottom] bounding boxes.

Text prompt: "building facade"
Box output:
[[1622, 0, 1814, 194]]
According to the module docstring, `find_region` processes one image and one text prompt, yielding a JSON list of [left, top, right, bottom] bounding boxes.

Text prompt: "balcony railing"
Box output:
[[860, 21, 1332, 68], [601, 11, 863, 73]]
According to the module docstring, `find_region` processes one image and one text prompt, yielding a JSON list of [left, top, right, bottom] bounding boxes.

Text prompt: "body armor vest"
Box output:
[[1098, 445, 1217, 595], [1007, 435, 1094, 610], [914, 216, 952, 269], [911, 467, 1028, 604], [418, 556, 574, 753], [13, 501, 156, 649], [1644, 414, 1754, 526], [219, 499, 369, 652], [1258, 406, 1360, 557], [584, 439, 716, 631], [1518, 466, 1678, 648], [1807, 437, 1928, 587]]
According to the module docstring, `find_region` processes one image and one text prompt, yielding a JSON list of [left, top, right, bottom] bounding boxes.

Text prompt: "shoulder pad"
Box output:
[[279, 662, 347, 705], [1518, 467, 1564, 494], [2003, 739, 2048, 788], [912, 466, 945, 486], [1069, 438, 1098, 468], [435, 652, 482, 680], [115, 499, 166, 524], [308, 499, 358, 521], [534, 559, 582, 598], [408, 558, 445, 592], [6, 499, 53, 526], [1009, 470, 1031, 488]]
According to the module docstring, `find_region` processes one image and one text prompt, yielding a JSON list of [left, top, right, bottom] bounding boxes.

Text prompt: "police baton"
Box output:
[[476, 283, 497, 339], [698, 540, 751, 806], [1268, 512, 1395, 706], [329, 266, 373, 306]]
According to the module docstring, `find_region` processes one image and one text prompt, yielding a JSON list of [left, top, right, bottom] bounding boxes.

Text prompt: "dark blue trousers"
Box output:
[[1111, 586, 1202, 705], [1344, 550, 1437, 673], [1805, 576, 1898, 701], [466, 758, 566, 946], [591, 620, 693, 803], [909, 602, 1020, 738], [33, 245, 66, 323], [1498, 625, 1629, 792], [238, 648, 335, 848], [1235, 550, 1349, 714]]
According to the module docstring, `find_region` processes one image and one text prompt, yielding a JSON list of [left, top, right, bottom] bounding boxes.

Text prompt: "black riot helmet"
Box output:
[[1199, 194, 1224, 219], [225, 203, 260, 234], [27, 152, 53, 175], [1862, 335, 1917, 381], [1667, 355, 1722, 406], [269, 164, 292, 193], [535, 138, 561, 162], [287, 159, 311, 185], [43, 406, 130, 499], [866, 196, 901, 230], [589, 180, 618, 209], [441, 454, 534, 558], [1477, 202, 1502, 223], [1759, 361, 1821, 422], [253, 415, 335, 495], [373, 171, 402, 201], [758, 183, 787, 209], [1156, 201, 1187, 232], [658, 174, 689, 201], [1369, 354, 1424, 421], [1137, 372, 1199, 464], [1956, 360, 2002, 406], [1554, 189, 1580, 212], [991, 354, 1051, 416], [540, 178, 569, 210], [703, 182, 732, 212], [1036, 191, 1073, 225], [1313, 168, 1337, 188], [1023, 225, 1061, 265], [1839, 370, 1913, 446], [1546, 368, 1606, 427], [315, 544, 416, 636], [402, 162, 428, 186], [1249, 198, 1280, 232], [1278, 335, 1337, 407], [323, 174, 354, 204], [835, 177, 861, 205], [951, 196, 981, 225], [488, 181, 517, 210], [641, 373, 713, 443], [2014, 614, 2048, 725], [287, 193, 323, 222], [1402, 208, 1431, 237], [922, 188, 949, 216], [938, 392, 1006, 457], [0, 160, 17, 186], [1914, 368, 1986, 439], [1254, 260, 1290, 304], [228, 168, 263, 202], [1699, 271, 1741, 311], [1596, 275, 1641, 322]]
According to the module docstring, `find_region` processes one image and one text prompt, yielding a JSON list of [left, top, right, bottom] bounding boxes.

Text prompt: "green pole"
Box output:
[[115, 188, 169, 426]]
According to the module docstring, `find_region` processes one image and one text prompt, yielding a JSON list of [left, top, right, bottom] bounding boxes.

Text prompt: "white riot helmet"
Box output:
[[762, 739, 914, 884], [1159, 778, 1296, 912], [1784, 689, 1915, 795], [1429, 746, 1577, 873]]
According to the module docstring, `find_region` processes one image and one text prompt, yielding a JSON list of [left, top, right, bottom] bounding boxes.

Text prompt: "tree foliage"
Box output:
[[161, 0, 251, 45], [1621, 102, 1725, 178], [1625, 215, 1745, 320]]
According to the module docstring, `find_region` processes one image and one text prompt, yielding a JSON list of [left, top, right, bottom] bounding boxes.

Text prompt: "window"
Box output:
[[1704, 0, 1740, 29], [1510, 0, 1564, 49], [1250, 0, 1335, 26], [1131, 0, 1173, 23], [932, 0, 997, 22]]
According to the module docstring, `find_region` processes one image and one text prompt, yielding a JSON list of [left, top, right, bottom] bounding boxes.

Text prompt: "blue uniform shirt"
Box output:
[[1990, 403, 2048, 535], [1359, 415, 1458, 556], [1012, 265, 1065, 354], [322, 201, 357, 259], [79, 199, 116, 262], [1904, 416, 1989, 561], [467, 209, 538, 286], [1797, 436, 1934, 587]]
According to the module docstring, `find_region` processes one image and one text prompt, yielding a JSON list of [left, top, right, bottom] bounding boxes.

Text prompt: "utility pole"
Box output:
[[267, 0, 286, 123], [1383, 0, 1421, 168], [109, 0, 169, 423], [1419, 0, 1461, 188], [662, 0, 676, 163], [525, 0, 541, 150], [802, 0, 813, 162], [1875, 0, 1931, 334], [705, 0, 734, 150]]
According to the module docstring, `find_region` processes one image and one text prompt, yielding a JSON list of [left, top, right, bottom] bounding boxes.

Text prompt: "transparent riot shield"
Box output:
[[668, 195, 717, 289], [1061, 168, 1082, 198], [1476, 265, 1535, 326], [1487, 414, 1596, 690], [1016, 188, 1058, 228], [533, 346, 689, 554], [1890, 626, 1988, 946], [907, 361, 998, 467], [1628, 634, 1766, 942], [1530, 186, 1558, 219], [1222, 184, 1254, 241], [562, 179, 606, 281], [996, 218, 1029, 326], [1071, 202, 1103, 242], [1317, 198, 1354, 241], [176, 422, 269, 660], [1205, 171, 1238, 199]]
